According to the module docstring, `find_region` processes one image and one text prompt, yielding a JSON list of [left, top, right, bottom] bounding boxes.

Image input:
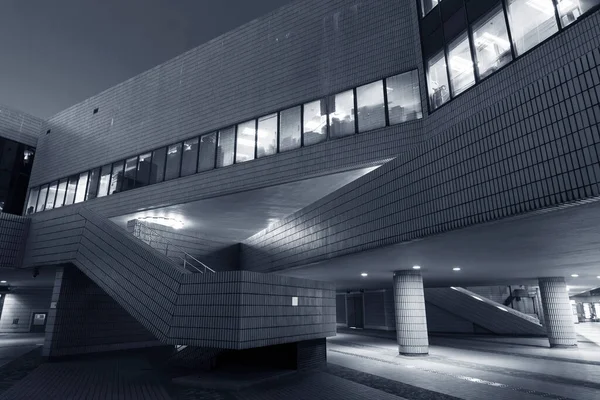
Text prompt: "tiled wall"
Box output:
[[241, 12, 600, 273], [127, 220, 240, 271], [0, 106, 43, 148], [0, 213, 30, 269], [43, 267, 161, 358], [0, 289, 51, 333], [20, 206, 335, 352], [27, 0, 422, 220]]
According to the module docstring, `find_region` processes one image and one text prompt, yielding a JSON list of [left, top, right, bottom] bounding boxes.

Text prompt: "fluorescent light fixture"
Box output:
[[597, 276, 600, 279], [450, 287, 458, 291], [497, 306, 508, 312], [413, 265, 421, 270], [471, 295, 484, 301], [137, 216, 184, 229], [0, 281, 6, 283], [526, 0, 555, 15], [361, 273, 368, 277], [571, 274, 579, 277], [481, 32, 510, 49], [453, 267, 461, 271], [566, 286, 571, 291]]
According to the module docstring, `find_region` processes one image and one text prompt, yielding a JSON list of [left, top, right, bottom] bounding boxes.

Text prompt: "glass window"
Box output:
[[45, 182, 58, 211], [329, 90, 356, 139], [198, 133, 217, 172], [427, 51, 450, 110], [448, 33, 476, 97], [122, 157, 137, 191], [165, 143, 182, 181], [108, 161, 124, 195], [356, 81, 386, 133], [36, 185, 48, 212], [97, 165, 111, 198], [557, 0, 599, 27], [25, 187, 39, 215], [217, 127, 235, 167], [421, 0, 439, 16], [181, 138, 199, 176], [55, 178, 68, 207], [236, 120, 256, 163], [473, 6, 513, 80], [74, 172, 88, 203], [279, 106, 301, 152], [257, 114, 278, 158], [386, 71, 423, 124], [136, 153, 152, 187], [303, 100, 328, 145], [64, 176, 78, 205], [507, 0, 558, 56], [150, 148, 166, 184], [86, 168, 100, 200]]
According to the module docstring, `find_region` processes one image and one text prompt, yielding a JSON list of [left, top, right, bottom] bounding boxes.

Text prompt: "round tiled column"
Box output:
[[538, 277, 577, 348], [393, 270, 428, 356]]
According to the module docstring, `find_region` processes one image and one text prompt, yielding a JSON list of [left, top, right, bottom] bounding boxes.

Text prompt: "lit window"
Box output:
[[36, 185, 48, 212], [198, 133, 217, 172], [556, 0, 599, 27], [136, 153, 151, 187], [473, 6, 513, 79], [108, 162, 124, 195], [257, 114, 278, 158], [421, 0, 439, 16], [507, 0, 558, 56], [74, 172, 88, 203], [97, 165, 111, 198], [25, 187, 39, 215], [427, 51, 450, 110], [329, 90, 356, 139], [236, 120, 256, 163], [122, 157, 138, 191], [303, 100, 327, 146], [86, 168, 101, 200], [181, 138, 199, 176], [64, 175, 78, 205], [165, 143, 182, 180], [279, 106, 301, 152], [45, 182, 58, 210], [386, 70, 423, 124], [217, 127, 235, 167], [448, 33, 476, 97], [356, 81, 386, 133], [150, 148, 166, 184], [55, 178, 68, 207]]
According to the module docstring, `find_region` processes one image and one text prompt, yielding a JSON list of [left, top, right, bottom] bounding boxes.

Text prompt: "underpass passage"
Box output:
[[14, 206, 335, 357], [424, 287, 547, 336]]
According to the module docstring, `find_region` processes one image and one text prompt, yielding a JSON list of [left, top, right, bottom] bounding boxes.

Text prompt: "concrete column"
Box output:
[[393, 270, 428, 356], [538, 277, 577, 348]]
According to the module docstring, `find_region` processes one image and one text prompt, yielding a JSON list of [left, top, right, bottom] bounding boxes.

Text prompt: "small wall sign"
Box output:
[[292, 297, 298, 306]]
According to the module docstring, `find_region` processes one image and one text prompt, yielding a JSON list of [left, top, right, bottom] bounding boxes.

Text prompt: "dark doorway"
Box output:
[[346, 294, 364, 329], [30, 313, 47, 333]]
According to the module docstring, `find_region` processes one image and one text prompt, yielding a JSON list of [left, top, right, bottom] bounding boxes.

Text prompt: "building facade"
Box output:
[[1, 0, 600, 358]]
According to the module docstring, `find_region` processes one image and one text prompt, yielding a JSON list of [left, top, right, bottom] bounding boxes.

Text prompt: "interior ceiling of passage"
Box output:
[[110, 166, 379, 242], [278, 199, 600, 295]]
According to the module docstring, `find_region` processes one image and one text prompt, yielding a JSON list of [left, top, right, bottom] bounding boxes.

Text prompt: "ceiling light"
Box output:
[[450, 287, 458, 291], [566, 286, 570, 291], [597, 276, 600, 279], [471, 295, 484, 301], [0, 281, 6, 284], [453, 267, 461, 271], [571, 274, 579, 278], [413, 265, 421, 270], [137, 216, 184, 229], [361, 273, 368, 277], [497, 306, 508, 312]]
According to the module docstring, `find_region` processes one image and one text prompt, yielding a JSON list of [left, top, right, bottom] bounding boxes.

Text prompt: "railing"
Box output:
[[133, 221, 216, 274]]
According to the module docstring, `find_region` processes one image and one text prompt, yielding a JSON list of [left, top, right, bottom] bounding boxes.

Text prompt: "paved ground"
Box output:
[[0, 326, 599, 399], [0, 334, 44, 369]]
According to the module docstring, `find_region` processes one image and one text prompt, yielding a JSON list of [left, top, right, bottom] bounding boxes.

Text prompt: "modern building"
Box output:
[[1, 0, 600, 368]]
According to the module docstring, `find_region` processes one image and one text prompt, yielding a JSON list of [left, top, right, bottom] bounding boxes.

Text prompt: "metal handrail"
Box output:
[[134, 221, 216, 274]]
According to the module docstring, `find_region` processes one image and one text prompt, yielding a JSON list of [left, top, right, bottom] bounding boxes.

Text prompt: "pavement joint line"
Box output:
[[328, 348, 580, 400]]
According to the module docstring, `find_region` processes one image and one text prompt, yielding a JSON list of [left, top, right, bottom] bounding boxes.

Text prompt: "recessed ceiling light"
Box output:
[[571, 274, 579, 278], [453, 267, 461, 271], [0, 281, 6, 284], [361, 273, 368, 277], [413, 265, 421, 270]]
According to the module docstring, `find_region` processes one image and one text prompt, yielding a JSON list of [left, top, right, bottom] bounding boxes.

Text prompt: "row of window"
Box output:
[[425, 0, 600, 110], [25, 70, 423, 215]]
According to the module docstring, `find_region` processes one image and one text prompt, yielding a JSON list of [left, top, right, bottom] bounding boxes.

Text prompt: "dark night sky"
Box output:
[[0, 0, 289, 119]]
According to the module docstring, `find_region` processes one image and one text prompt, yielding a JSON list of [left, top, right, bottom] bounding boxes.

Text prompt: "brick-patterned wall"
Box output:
[[0, 289, 51, 333], [127, 220, 240, 271], [43, 266, 161, 358], [241, 13, 600, 273], [30, 0, 421, 190], [296, 338, 327, 371], [0, 106, 43, 148], [0, 213, 30, 268]]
